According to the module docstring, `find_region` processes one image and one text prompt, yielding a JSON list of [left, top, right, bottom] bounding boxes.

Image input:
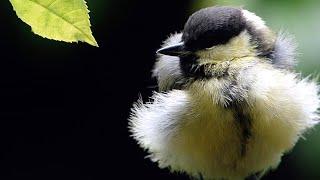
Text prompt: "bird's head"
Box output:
[[157, 6, 276, 79]]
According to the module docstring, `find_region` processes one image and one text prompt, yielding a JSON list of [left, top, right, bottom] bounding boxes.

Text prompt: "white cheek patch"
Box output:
[[241, 9, 267, 30], [196, 31, 256, 63]]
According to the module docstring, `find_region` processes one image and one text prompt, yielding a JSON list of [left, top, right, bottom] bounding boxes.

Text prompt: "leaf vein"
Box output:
[[61, 8, 83, 19], [27, 0, 96, 45], [47, 0, 60, 8]]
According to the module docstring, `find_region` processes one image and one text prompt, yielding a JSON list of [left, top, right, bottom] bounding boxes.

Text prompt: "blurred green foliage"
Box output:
[[191, 0, 320, 178]]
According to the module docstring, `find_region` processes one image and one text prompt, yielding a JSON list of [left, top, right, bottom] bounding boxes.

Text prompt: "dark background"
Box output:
[[0, 0, 318, 179]]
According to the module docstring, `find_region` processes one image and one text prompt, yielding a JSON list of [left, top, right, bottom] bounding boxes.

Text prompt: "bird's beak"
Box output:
[[156, 42, 190, 56]]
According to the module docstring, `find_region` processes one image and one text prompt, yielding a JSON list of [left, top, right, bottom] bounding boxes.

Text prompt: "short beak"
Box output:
[[156, 42, 190, 56]]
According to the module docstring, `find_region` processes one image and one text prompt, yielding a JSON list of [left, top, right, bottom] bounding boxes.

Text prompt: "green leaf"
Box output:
[[9, 0, 98, 47]]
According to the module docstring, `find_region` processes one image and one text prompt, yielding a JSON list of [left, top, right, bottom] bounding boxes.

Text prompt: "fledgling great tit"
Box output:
[[129, 6, 320, 180]]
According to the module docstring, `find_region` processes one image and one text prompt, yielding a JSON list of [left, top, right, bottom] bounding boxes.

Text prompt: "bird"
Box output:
[[129, 6, 320, 180]]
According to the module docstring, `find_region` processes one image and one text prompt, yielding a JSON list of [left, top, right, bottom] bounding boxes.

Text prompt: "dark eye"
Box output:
[[182, 7, 245, 51]]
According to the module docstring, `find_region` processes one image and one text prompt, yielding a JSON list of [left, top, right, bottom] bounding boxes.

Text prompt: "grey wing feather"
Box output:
[[270, 31, 298, 70]]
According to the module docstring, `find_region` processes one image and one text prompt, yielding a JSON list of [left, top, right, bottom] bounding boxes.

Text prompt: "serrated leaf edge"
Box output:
[[10, 0, 99, 47]]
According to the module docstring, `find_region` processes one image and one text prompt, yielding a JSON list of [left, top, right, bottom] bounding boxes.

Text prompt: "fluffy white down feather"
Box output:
[[129, 64, 319, 179], [129, 12, 319, 180], [152, 33, 184, 91]]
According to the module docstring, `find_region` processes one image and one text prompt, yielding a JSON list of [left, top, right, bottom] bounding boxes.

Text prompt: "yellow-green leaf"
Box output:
[[10, 0, 98, 47]]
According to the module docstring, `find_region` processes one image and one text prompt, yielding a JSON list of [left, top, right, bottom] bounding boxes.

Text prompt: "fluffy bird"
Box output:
[[129, 6, 319, 180]]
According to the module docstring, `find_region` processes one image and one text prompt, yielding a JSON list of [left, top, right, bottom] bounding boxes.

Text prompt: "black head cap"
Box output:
[[182, 6, 246, 51]]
